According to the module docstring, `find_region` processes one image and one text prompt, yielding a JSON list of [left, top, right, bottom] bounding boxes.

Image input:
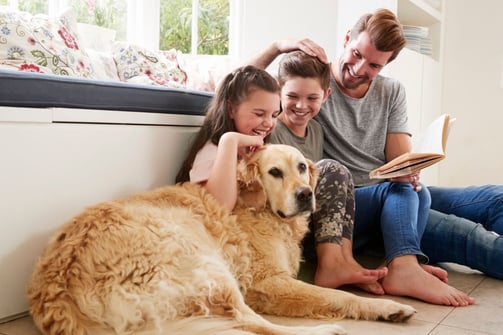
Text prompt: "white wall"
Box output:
[[234, 0, 395, 63], [233, 0, 338, 66], [439, 0, 503, 186]]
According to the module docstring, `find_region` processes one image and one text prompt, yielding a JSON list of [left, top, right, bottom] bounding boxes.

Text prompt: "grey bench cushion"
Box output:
[[0, 70, 212, 115]]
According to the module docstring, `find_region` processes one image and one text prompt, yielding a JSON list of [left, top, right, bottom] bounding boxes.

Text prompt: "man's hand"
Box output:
[[390, 173, 422, 192], [274, 38, 329, 64]]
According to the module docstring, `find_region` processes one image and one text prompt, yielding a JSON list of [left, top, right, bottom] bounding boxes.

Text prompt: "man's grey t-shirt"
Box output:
[[316, 74, 410, 186]]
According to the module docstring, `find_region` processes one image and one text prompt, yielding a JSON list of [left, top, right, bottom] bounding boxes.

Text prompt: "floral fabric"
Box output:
[[0, 9, 95, 78], [112, 42, 187, 89], [0, 9, 231, 90]]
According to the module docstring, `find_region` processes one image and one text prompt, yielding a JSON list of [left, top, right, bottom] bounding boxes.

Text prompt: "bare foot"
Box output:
[[421, 264, 448, 283], [381, 255, 475, 306], [314, 241, 387, 295], [353, 272, 387, 295], [315, 263, 388, 294]]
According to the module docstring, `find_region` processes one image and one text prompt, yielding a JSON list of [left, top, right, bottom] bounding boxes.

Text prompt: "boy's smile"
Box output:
[[280, 76, 329, 137]]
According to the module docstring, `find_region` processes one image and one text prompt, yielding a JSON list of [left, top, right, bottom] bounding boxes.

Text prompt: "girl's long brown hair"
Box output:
[[175, 65, 280, 183]]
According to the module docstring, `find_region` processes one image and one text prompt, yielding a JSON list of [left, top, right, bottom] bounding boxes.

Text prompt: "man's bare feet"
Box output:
[[381, 255, 475, 306], [314, 241, 387, 295]]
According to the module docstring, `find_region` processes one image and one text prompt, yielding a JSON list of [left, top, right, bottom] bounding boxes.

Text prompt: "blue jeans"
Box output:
[[353, 181, 431, 264], [421, 185, 503, 279], [429, 185, 503, 234]]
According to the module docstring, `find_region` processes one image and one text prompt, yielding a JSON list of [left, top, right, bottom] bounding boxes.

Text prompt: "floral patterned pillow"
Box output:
[[113, 42, 187, 88], [0, 9, 95, 78]]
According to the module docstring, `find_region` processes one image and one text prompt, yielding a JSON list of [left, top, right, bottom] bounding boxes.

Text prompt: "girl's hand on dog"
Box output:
[[220, 132, 264, 158]]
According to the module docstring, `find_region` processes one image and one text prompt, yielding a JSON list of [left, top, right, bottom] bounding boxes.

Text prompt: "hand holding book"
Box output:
[[369, 114, 455, 179]]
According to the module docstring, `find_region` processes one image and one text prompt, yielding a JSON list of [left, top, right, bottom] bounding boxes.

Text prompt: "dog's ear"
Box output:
[[307, 159, 318, 191], [236, 155, 267, 210]]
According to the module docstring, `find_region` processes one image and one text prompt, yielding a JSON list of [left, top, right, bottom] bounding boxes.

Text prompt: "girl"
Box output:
[[176, 65, 281, 211]]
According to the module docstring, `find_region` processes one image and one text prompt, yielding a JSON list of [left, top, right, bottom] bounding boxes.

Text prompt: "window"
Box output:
[[67, 0, 127, 40], [160, 0, 229, 55], [10, 0, 47, 13], [1, 0, 230, 55]]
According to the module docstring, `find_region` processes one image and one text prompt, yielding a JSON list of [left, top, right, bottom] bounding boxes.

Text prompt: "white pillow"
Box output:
[[178, 54, 235, 92], [77, 23, 116, 53], [86, 49, 120, 81]]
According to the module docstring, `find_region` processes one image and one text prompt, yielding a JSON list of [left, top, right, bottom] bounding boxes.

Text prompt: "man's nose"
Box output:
[[353, 59, 367, 76]]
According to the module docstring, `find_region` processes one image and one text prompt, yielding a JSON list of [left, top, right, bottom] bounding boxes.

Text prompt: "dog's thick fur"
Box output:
[[28, 144, 415, 335]]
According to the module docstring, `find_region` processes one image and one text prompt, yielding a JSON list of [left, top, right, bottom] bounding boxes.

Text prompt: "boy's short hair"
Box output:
[[277, 50, 331, 90]]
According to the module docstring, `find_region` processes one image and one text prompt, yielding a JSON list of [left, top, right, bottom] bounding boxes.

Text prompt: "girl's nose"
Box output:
[[262, 115, 274, 127]]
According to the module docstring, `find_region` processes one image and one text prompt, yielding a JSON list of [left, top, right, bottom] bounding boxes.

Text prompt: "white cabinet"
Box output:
[[397, 0, 444, 61], [0, 108, 202, 321]]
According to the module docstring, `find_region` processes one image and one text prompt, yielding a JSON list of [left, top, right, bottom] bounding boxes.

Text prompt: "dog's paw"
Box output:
[[379, 300, 416, 322]]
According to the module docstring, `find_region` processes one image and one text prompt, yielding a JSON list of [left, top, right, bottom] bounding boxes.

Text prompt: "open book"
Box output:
[[369, 114, 455, 179]]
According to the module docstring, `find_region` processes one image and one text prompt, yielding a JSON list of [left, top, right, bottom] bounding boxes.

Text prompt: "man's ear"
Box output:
[[344, 30, 351, 47], [307, 159, 318, 191], [236, 156, 267, 210]]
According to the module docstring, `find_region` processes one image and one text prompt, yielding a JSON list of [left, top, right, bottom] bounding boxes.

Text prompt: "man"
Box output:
[[246, 8, 503, 306]]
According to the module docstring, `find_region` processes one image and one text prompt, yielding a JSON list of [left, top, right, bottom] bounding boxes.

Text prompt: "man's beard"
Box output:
[[339, 64, 369, 90]]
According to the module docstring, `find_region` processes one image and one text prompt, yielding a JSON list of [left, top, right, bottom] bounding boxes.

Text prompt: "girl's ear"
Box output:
[[227, 100, 236, 119], [236, 155, 267, 210]]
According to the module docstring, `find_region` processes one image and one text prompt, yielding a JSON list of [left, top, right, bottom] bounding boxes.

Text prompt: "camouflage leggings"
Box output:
[[303, 159, 355, 261]]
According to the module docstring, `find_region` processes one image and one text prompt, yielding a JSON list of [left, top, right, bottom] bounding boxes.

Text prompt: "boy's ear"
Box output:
[[322, 87, 332, 103], [236, 153, 267, 210]]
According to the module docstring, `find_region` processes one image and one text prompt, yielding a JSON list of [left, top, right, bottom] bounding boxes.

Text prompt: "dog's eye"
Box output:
[[298, 163, 307, 173], [269, 167, 283, 178]]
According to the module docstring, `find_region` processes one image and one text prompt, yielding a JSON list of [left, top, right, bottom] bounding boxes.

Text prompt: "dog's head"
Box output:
[[237, 144, 317, 218]]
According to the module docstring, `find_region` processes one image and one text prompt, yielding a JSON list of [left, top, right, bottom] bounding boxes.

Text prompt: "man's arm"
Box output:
[[385, 133, 412, 162], [245, 38, 330, 69], [386, 133, 421, 190], [246, 42, 282, 69]]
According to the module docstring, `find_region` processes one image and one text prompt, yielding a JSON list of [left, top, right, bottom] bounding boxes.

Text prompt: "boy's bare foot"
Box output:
[[315, 263, 387, 294], [381, 255, 475, 306], [314, 241, 387, 295]]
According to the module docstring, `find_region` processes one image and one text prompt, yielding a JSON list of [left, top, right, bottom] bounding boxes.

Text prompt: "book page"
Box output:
[[369, 113, 454, 179], [413, 114, 452, 154]]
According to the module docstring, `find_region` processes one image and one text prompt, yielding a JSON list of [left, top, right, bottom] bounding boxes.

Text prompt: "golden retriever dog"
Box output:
[[28, 144, 415, 335]]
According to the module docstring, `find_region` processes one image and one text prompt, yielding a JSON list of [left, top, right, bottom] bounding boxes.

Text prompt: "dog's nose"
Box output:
[[295, 186, 313, 210]]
